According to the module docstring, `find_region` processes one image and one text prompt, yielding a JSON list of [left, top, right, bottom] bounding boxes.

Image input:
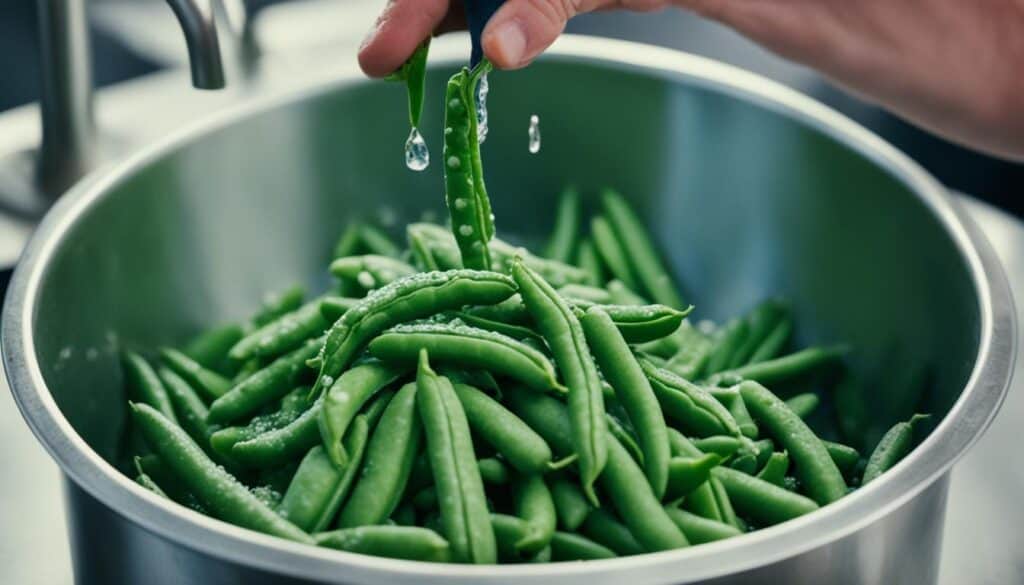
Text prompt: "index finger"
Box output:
[[358, 0, 453, 78]]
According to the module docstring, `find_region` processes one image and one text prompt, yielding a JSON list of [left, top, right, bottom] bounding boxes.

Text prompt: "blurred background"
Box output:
[[2, 0, 1022, 213]]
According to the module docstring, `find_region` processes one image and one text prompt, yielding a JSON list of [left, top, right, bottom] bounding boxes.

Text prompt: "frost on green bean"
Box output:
[[330, 255, 417, 292], [443, 61, 495, 270], [309, 269, 517, 400]]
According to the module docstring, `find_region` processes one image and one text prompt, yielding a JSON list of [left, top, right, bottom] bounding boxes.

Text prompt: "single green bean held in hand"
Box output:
[[416, 351, 496, 564], [512, 259, 607, 505], [130, 403, 312, 543], [368, 321, 562, 393], [385, 39, 430, 129], [581, 306, 670, 499], [310, 269, 516, 400], [739, 381, 847, 505], [443, 61, 495, 270]]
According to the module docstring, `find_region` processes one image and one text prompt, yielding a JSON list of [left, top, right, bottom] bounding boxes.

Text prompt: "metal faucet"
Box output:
[[35, 0, 227, 198]]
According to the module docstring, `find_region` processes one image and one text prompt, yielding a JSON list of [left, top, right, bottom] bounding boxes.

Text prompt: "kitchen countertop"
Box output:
[[0, 194, 1020, 584]]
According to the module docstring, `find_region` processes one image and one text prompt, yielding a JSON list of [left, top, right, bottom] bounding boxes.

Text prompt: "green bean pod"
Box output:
[[512, 259, 607, 505], [182, 323, 244, 372], [130, 403, 312, 543], [558, 283, 612, 304], [786, 393, 821, 419], [311, 269, 517, 400], [416, 351, 496, 564], [451, 311, 544, 344], [549, 531, 617, 561], [318, 296, 362, 322], [862, 414, 930, 484], [358, 224, 401, 258], [155, 367, 211, 445], [600, 189, 685, 308], [160, 348, 232, 401], [721, 346, 847, 386], [451, 383, 555, 474], [574, 300, 691, 344], [251, 284, 306, 327], [208, 338, 321, 424], [712, 466, 820, 525], [543, 187, 581, 263], [600, 432, 689, 551], [664, 453, 723, 502], [575, 238, 606, 287], [703, 318, 750, 376], [823, 440, 862, 477], [663, 507, 742, 544], [122, 351, 178, 423], [477, 457, 510, 485], [606, 414, 644, 465], [278, 415, 370, 532], [640, 359, 742, 438], [330, 255, 418, 291], [490, 513, 535, 562], [337, 382, 422, 527], [748, 317, 793, 364], [590, 215, 639, 291], [549, 475, 592, 531], [513, 475, 557, 555], [582, 306, 670, 498], [318, 362, 403, 466], [691, 435, 745, 459], [757, 451, 790, 486], [728, 300, 788, 368], [443, 61, 494, 270], [314, 525, 451, 562], [579, 508, 644, 556], [368, 322, 562, 393], [606, 280, 647, 306], [739, 381, 847, 505], [229, 300, 327, 363]]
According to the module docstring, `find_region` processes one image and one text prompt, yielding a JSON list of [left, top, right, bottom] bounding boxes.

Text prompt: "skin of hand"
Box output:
[[359, 0, 1024, 161]]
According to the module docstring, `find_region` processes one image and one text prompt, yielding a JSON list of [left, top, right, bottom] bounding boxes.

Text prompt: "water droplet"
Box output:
[[528, 114, 541, 154], [459, 225, 474, 236], [475, 73, 489, 144], [404, 127, 429, 171], [454, 198, 468, 210], [446, 156, 461, 169]]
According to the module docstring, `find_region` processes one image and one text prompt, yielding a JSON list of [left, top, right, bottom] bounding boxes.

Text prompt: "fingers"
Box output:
[[358, 0, 452, 77], [482, 0, 592, 69]]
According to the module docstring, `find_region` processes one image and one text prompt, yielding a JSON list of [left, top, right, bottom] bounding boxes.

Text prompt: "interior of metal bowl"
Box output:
[[10, 38, 989, 580]]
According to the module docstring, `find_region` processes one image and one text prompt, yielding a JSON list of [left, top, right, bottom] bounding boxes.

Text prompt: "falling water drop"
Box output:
[[528, 114, 541, 154], [475, 73, 490, 143], [404, 127, 429, 171]]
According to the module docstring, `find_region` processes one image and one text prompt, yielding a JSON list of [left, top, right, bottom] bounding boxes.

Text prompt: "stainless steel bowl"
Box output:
[[3, 36, 1015, 585]]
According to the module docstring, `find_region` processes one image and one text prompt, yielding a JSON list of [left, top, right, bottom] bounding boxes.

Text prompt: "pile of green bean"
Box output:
[[120, 63, 929, 564]]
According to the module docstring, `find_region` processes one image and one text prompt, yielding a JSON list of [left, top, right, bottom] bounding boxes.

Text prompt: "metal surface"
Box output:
[[0, 0, 227, 259], [1, 195, 1020, 585], [2, 36, 1016, 584], [36, 0, 97, 199]]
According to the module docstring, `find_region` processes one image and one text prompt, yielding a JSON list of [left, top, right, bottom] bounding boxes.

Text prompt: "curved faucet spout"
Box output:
[[166, 0, 227, 90]]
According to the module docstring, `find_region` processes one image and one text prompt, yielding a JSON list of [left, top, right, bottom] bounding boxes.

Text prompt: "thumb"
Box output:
[[482, 0, 592, 69]]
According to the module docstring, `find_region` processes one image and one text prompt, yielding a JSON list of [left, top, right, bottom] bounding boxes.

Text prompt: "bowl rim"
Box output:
[[3, 34, 1016, 584]]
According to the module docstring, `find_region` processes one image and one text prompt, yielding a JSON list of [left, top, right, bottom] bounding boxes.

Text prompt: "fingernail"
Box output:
[[489, 19, 527, 66]]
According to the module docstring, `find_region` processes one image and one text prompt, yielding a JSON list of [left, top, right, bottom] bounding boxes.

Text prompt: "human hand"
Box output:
[[358, 0, 1024, 160]]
